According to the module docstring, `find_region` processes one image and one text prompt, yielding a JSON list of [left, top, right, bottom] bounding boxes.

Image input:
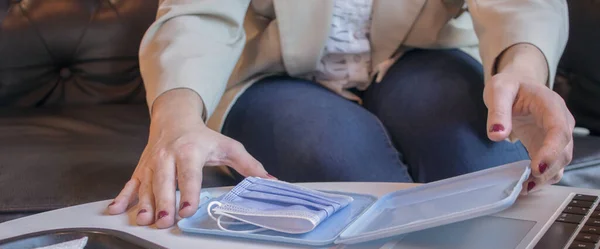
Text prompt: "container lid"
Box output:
[[334, 160, 531, 245]]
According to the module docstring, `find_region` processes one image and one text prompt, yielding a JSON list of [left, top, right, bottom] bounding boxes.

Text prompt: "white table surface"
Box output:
[[0, 182, 421, 249]]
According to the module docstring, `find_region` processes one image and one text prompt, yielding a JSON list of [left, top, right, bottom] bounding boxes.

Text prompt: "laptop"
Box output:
[[336, 185, 599, 249]]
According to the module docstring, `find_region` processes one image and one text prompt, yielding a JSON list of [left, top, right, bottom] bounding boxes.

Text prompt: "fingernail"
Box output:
[[267, 173, 277, 180], [108, 201, 115, 207], [539, 163, 548, 174], [138, 209, 147, 215], [157, 211, 169, 220], [527, 181, 536, 192], [180, 202, 191, 210], [489, 124, 505, 133]]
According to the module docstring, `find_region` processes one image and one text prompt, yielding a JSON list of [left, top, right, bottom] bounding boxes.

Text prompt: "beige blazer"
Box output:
[[139, 0, 568, 131]]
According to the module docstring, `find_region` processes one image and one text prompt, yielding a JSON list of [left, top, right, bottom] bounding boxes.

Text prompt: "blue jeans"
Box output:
[[222, 49, 529, 183]]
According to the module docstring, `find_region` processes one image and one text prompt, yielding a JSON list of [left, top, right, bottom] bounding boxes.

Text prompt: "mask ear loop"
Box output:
[[208, 201, 244, 225], [216, 215, 268, 233], [207, 201, 268, 233]]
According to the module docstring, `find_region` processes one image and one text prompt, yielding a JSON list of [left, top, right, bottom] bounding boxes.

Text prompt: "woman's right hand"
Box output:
[[106, 89, 273, 228]]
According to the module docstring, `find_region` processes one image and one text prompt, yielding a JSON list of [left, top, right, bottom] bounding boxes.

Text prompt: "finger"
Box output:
[[530, 126, 572, 180], [524, 137, 571, 195], [521, 175, 547, 195], [222, 139, 274, 179], [107, 178, 140, 215], [520, 177, 537, 195], [525, 167, 563, 193], [549, 169, 565, 185], [521, 173, 549, 195], [136, 167, 155, 226], [152, 150, 177, 229], [522, 166, 566, 196], [176, 145, 205, 218], [108, 147, 152, 214], [540, 140, 572, 185], [562, 98, 576, 131], [484, 76, 518, 142]]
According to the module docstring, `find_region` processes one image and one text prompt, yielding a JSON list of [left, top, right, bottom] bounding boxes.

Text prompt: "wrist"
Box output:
[[495, 43, 549, 85], [151, 88, 205, 125]]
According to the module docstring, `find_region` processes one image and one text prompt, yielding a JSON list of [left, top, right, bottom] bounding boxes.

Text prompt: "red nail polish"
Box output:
[[180, 202, 191, 210], [108, 201, 115, 207], [157, 211, 168, 220], [539, 163, 548, 174], [527, 181, 536, 192], [138, 209, 147, 215], [489, 124, 505, 133]]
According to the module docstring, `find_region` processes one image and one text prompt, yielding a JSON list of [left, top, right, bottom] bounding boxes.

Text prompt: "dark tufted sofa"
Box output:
[[0, 0, 235, 223], [0, 0, 599, 223], [553, 0, 600, 188]]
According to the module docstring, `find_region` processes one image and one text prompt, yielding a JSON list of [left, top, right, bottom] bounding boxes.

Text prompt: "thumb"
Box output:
[[484, 77, 518, 142], [222, 139, 275, 179]]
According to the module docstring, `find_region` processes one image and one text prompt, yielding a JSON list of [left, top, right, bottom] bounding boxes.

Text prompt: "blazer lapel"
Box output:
[[274, 0, 333, 75], [370, 0, 427, 68]]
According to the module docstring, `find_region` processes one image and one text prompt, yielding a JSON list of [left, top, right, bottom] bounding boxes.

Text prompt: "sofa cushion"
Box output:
[[0, 105, 236, 214], [553, 0, 600, 189], [0, 0, 157, 106], [558, 0, 600, 135]]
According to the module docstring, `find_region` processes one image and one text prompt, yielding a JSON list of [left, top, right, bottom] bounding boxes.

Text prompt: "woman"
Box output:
[[107, 0, 574, 229]]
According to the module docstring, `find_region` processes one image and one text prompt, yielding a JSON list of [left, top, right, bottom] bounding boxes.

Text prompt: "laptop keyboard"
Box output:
[[534, 194, 600, 249]]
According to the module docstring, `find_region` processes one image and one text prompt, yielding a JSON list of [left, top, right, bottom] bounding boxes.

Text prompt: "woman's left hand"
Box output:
[[484, 43, 575, 194]]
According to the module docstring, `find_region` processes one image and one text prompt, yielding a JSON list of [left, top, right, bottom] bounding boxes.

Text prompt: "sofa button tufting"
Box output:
[[59, 67, 72, 79]]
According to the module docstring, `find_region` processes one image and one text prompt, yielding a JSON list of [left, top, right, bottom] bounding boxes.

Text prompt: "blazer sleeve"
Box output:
[[139, 0, 250, 119], [466, 0, 569, 89]]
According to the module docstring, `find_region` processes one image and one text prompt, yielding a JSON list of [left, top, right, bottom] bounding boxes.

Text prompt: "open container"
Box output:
[[178, 160, 532, 246]]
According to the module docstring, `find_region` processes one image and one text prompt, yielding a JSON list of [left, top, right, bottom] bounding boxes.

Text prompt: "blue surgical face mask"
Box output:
[[207, 177, 354, 234]]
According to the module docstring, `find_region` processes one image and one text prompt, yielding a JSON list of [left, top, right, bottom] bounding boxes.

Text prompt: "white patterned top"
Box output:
[[305, 0, 374, 103]]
